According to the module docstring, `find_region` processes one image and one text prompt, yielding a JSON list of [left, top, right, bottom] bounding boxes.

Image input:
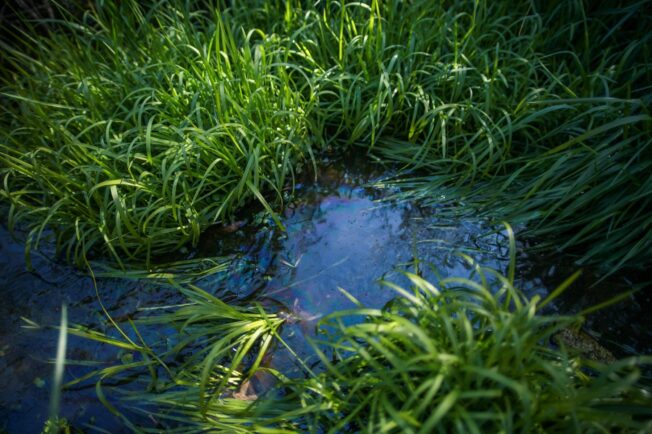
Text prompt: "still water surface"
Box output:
[[1, 161, 649, 432]]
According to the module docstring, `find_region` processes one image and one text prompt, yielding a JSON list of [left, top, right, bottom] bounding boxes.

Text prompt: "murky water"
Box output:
[[1, 160, 649, 432], [0, 229, 174, 432]]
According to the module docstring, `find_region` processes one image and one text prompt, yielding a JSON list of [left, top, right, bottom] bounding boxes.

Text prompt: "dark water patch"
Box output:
[[0, 227, 184, 433], [516, 251, 652, 358], [192, 160, 517, 376]]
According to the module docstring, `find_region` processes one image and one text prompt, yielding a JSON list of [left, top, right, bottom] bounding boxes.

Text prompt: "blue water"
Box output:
[[1, 160, 649, 432], [194, 163, 517, 375]]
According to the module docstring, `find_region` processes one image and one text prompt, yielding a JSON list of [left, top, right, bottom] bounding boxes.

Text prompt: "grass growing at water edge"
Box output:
[[63, 256, 652, 432], [61, 282, 287, 431], [1, 0, 651, 275], [1, 0, 314, 268]]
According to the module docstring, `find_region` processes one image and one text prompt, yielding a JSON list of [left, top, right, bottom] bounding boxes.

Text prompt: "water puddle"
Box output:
[[183, 161, 517, 376], [0, 159, 649, 432]]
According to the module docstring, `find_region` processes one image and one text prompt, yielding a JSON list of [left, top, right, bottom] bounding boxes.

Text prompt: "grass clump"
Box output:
[[1, 0, 313, 268], [64, 262, 652, 432], [2, 0, 652, 274], [293, 269, 652, 433], [62, 282, 287, 431], [256, 0, 652, 273]]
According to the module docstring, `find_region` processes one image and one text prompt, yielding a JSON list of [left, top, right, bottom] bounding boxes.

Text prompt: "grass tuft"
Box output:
[[67, 259, 652, 432], [2, 0, 651, 273]]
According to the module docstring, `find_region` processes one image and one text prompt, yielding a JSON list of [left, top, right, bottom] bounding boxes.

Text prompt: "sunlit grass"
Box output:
[[264, 0, 652, 273], [1, 0, 651, 273], [2, 1, 652, 430], [293, 268, 652, 433], [1, 0, 313, 268]]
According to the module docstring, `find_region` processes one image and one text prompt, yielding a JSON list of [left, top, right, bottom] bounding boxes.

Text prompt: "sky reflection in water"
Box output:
[[195, 165, 513, 374]]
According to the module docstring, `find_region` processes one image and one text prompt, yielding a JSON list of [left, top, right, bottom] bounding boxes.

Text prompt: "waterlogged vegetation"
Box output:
[[53, 262, 652, 432], [1, 0, 651, 432]]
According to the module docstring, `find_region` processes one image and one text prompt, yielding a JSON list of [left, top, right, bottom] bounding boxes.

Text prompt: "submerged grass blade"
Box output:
[[47, 304, 67, 427]]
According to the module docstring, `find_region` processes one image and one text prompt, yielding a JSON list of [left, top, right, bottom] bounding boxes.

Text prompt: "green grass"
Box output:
[[1, 0, 314, 268], [67, 254, 652, 432], [2, 1, 652, 431], [292, 268, 652, 433], [1, 0, 651, 274], [62, 281, 287, 431], [269, 0, 652, 273]]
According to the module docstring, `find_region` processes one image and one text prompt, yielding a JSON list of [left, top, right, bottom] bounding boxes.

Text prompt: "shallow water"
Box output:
[[0, 228, 172, 432], [0, 160, 649, 432], [186, 161, 523, 375]]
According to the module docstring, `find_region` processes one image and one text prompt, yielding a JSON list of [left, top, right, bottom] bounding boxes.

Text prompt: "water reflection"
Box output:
[[0, 227, 167, 432], [192, 162, 515, 375], [2, 160, 647, 432]]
